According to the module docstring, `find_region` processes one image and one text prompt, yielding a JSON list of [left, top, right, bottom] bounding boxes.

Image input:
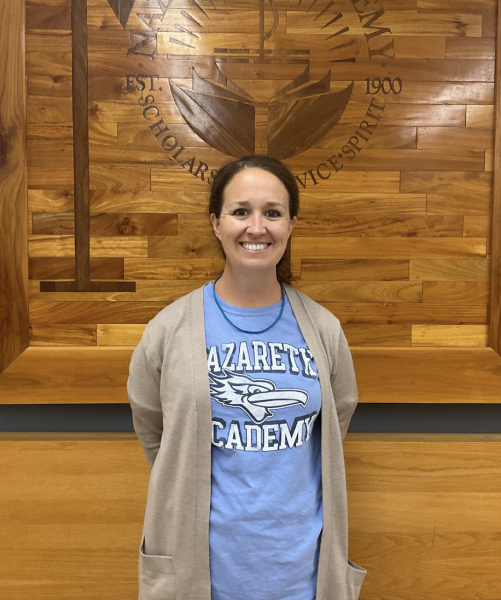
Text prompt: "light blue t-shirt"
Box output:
[[204, 282, 323, 600]]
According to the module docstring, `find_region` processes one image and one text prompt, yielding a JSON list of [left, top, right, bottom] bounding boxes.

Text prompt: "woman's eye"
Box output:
[[233, 208, 248, 216], [266, 210, 281, 218]]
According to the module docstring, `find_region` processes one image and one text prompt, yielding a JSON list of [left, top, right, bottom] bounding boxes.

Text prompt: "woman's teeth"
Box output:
[[242, 243, 268, 251]]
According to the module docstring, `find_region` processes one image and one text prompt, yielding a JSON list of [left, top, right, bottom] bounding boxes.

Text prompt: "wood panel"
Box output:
[[409, 259, 490, 281], [324, 303, 488, 325], [0, 0, 29, 374], [29, 257, 125, 280], [16, 0, 499, 372], [356, 347, 501, 402], [30, 324, 98, 346], [346, 432, 501, 599], [293, 238, 486, 259], [412, 324, 489, 346], [422, 281, 490, 304], [32, 212, 178, 236], [97, 324, 145, 346], [1, 433, 500, 599], [0, 348, 133, 403], [30, 301, 169, 324]]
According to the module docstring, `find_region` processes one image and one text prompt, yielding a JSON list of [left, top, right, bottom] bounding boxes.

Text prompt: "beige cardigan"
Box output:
[[128, 285, 367, 600]]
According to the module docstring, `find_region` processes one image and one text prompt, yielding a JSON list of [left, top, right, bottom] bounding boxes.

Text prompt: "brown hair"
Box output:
[[209, 155, 299, 284]]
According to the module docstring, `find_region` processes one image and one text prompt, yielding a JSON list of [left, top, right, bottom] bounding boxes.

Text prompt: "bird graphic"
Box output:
[[209, 369, 309, 424]]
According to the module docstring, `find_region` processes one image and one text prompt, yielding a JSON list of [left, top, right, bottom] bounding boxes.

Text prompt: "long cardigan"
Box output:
[[127, 285, 367, 600]]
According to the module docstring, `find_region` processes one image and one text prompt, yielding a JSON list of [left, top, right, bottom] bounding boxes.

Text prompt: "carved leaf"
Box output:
[[169, 80, 255, 158], [268, 81, 354, 160]]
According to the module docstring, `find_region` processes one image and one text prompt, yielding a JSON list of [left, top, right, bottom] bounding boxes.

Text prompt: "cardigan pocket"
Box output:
[[346, 560, 367, 600], [139, 538, 175, 600]]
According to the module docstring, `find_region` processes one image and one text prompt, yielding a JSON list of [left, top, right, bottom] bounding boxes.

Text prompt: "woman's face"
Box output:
[[210, 168, 296, 277]]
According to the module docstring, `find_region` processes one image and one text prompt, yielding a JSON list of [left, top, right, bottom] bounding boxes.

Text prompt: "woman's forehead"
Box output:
[[222, 168, 289, 201]]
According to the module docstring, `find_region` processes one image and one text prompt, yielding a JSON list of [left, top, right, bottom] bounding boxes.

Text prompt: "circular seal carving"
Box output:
[[115, 0, 398, 184]]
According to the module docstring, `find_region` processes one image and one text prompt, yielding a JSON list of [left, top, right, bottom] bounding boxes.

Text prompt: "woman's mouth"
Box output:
[[241, 243, 270, 251]]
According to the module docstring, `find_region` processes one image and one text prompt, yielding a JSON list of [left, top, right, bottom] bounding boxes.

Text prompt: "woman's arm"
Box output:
[[127, 340, 164, 467], [331, 327, 358, 441]]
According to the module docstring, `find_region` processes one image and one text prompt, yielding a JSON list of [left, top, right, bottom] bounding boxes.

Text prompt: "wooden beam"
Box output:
[[490, 0, 501, 354], [0, 0, 28, 374], [72, 0, 91, 289], [0, 347, 500, 404]]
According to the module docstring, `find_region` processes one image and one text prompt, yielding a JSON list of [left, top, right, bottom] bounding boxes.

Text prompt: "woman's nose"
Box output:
[[247, 212, 266, 235]]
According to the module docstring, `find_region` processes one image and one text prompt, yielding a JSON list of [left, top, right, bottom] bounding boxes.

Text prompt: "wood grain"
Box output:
[[397, 82, 494, 104], [28, 190, 74, 213], [422, 281, 490, 304], [417, 0, 496, 14], [300, 260, 409, 281], [29, 257, 125, 280], [490, 0, 501, 354], [293, 238, 486, 259], [124, 258, 224, 280], [463, 216, 490, 237], [149, 235, 224, 259], [343, 324, 412, 347], [412, 325, 489, 346], [32, 212, 178, 236], [400, 172, 493, 194], [466, 105, 495, 127], [299, 194, 427, 216], [409, 259, 490, 281], [1, 433, 501, 599], [426, 193, 491, 215], [352, 347, 501, 403], [286, 12, 483, 36], [290, 149, 485, 172], [417, 127, 494, 151], [324, 303, 487, 325], [30, 302, 168, 324], [293, 215, 463, 237], [90, 190, 209, 213], [0, 0, 29, 374], [89, 165, 151, 191], [0, 348, 133, 403], [26, 5, 70, 29], [19, 0, 500, 360], [97, 324, 145, 346], [295, 281, 423, 303], [445, 37, 495, 59], [30, 324, 97, 347], [29, 235, 149, 257]]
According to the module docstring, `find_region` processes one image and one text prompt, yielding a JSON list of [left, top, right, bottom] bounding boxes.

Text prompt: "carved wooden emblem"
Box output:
[[121, 0, 400, 187]]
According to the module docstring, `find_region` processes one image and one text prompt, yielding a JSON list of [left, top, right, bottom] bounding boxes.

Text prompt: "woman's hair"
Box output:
[[209, 155, 299, 284]]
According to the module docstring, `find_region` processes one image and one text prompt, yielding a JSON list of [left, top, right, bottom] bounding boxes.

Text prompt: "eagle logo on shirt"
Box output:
[[209, 369, 309, 424]]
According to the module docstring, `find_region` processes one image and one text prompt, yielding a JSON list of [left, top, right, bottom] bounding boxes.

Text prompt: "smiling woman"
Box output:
[[127, 155, 366, 600]]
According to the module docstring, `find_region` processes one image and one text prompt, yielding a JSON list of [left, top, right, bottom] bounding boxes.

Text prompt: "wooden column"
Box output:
[[0, 0, 28, 374], [491, 0, 501, 354]]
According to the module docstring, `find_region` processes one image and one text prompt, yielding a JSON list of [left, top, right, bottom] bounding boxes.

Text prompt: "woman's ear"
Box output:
[[210, 213, 221, 240], [289, 216, 297, 234]]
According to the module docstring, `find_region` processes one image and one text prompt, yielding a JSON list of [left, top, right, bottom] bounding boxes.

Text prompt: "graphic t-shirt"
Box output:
[[204, 282, 323, 600]]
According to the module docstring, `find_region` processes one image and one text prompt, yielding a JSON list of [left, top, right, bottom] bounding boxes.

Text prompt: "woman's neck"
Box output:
[[214, 268, 283, 308]]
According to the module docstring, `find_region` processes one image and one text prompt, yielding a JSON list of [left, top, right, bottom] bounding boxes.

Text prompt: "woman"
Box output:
[[128, 155, 367, 600]]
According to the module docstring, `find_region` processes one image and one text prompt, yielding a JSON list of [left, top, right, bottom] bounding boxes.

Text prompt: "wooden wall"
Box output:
[[2, 433, 501, 599], [0, 0, 29, 373], [25, 0, 497, 352]]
